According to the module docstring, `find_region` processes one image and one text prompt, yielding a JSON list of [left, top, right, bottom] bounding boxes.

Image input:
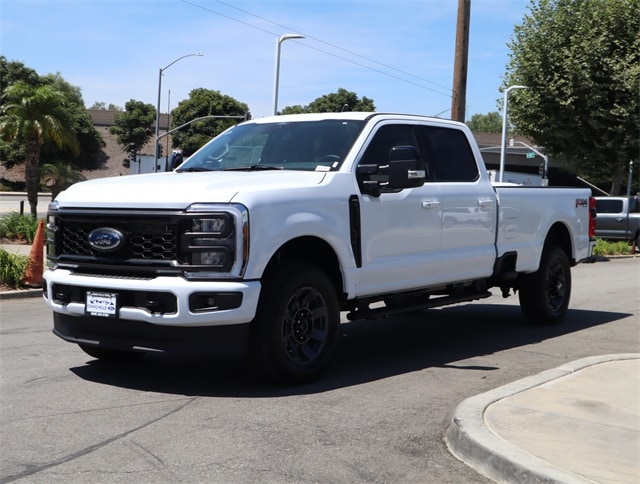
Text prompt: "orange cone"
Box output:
[[23, 219, 45, 287]]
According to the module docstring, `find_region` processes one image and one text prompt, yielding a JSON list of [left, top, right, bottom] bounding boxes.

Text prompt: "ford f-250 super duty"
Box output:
[[43, 113, 596, 383], [594, 196, 640, 249]]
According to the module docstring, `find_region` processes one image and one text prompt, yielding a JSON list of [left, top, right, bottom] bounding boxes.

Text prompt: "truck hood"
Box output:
[[54, 171, 327, 209]]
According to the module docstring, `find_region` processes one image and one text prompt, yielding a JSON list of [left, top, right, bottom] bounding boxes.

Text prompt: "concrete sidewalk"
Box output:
[[0, 242, 32, 256], [447, 354, 640, 483]]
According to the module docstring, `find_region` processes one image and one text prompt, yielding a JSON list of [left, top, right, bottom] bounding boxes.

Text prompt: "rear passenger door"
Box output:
[[417, 125, 497, 282], [595, 198, 627, 239]]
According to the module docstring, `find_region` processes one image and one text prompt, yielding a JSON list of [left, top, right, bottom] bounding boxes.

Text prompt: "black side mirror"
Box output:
[[388, 145, 426, 189], [356, 164, 383, 197]]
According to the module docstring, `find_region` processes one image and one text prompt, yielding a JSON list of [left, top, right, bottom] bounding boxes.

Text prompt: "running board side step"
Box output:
[[346, 291, 493, 321]]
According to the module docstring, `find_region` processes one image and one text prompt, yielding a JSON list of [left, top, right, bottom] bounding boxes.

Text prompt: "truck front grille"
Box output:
[[49, 211, 185, 270], [61, 220, 177, 260], [47, 205, 246, 278]]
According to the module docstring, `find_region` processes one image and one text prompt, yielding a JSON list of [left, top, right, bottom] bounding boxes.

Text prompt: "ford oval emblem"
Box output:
[[88, 227, 124, 252]]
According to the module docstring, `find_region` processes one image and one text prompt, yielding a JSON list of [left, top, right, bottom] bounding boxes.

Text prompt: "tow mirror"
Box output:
[[388, 145, 426, 189]]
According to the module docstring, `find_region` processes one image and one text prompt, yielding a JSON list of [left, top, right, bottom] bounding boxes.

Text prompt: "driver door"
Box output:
[[354, 122, 442, 296]]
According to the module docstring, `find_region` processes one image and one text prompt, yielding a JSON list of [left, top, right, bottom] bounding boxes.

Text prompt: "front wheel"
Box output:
[[250, 262, 339, 384], [518, 246, 571, 325]]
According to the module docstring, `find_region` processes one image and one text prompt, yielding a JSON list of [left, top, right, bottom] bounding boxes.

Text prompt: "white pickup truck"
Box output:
[[44, 113, 595, 383]]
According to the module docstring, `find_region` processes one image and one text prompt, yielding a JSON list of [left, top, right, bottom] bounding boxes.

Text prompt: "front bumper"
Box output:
[[43, 269, 261, 327], [52, 312, 251, 355]]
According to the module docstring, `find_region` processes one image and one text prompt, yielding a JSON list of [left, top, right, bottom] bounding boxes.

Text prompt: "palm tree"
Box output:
[[0, 81, 79, 217], [40, 161, 86, 200]]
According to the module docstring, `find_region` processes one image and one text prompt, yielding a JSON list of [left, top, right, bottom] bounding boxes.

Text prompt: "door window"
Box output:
[[596, 199, 624, 214], [417, 126, 479, 182], [358, 124, 420, 186]]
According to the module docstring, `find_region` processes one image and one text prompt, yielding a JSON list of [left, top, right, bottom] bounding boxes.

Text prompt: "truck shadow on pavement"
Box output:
[[69, 302, 630, 397]]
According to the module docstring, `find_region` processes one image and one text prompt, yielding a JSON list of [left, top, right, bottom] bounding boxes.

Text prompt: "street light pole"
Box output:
[[154, 53, 203, 170], [510, 139, 549, 186], [272, 34, 304, 116], [499, 85, 527, 182]]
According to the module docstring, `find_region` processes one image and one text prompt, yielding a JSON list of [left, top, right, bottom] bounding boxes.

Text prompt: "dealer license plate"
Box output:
[[86, 291, 118, 318]]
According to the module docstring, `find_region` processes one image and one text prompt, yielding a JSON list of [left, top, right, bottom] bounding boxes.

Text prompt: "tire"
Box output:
[[518, 245, 571, 325], [251, 262, 339, 384], [79, 344, 144, 362]]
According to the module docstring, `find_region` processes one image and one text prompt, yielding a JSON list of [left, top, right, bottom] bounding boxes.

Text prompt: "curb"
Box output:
[[445, 354, 640, 484], [0, 288, 42, 300]]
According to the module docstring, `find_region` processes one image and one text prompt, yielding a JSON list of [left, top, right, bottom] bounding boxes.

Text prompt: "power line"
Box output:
[[179, 0, 452, 98]]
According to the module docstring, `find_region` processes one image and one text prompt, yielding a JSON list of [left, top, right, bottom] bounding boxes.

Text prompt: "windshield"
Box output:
[[177, 119, 365, 172]]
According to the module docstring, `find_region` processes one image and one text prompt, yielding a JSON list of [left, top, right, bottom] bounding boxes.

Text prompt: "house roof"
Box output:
[[1, 110, 173, 183], [87, 109, 169, 129]]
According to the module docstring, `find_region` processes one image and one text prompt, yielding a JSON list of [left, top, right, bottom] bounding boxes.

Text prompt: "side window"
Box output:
[[630, 198, 640, 213], [596, 199, 623, 214], [419, 126, 479, 182], [358, 124, 418, 185]]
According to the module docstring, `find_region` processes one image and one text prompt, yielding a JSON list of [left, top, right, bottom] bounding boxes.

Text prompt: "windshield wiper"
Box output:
[[176, 166, 214, 172], [224, 165, 283, 171]]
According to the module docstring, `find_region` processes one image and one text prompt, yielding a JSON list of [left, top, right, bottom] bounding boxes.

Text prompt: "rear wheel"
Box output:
[[518, 245, 571, 325], [251, 262, 339, 384]]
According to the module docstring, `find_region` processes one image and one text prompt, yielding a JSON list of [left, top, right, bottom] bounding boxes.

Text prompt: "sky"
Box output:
[[1, 0, 530, 121]]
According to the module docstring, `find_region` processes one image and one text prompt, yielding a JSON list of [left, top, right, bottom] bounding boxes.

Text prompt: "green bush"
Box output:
[[0, 213, 42, 243], [0, 249, 30, 288], [592, 238, 632, 256]]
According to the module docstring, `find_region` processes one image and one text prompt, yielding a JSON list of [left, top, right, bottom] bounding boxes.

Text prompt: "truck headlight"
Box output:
[[182, 204, 249, 278], [46, 203, 60, 268], [191, 213, 233, 238], [190, 247, 232, 268], [192, 216, 229, 235]]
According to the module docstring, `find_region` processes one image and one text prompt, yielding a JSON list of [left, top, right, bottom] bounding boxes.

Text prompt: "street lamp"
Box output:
[[510, 139, 549, 186], [272, 34, 304, 116], [154, 53, 203, 169], [499, 85, 527, 182]]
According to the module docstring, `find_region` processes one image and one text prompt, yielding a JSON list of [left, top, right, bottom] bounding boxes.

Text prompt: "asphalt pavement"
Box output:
[[2, 242, 639, 483]]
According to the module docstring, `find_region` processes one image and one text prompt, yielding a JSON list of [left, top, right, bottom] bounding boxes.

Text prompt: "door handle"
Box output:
[[477, 198, 494, 207], [422, 200, 441, 209]]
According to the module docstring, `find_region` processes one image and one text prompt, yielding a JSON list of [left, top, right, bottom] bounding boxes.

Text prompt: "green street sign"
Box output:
[[526, 152, 536, 159]]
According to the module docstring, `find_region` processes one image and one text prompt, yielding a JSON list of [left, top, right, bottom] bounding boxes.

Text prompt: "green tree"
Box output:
[[1, 58, 105, 172], [0, 58, 40, 168], [0, 55, 40, 90], [505, 0, 640, 194], [279, 105, 306, 115], [40, 73, 105, 170], [109, 99, 156, 161], [40, 161, 86, 199], [170, 89, 249, 156], [89, 101, 123, 111], [0, 81, 79, 216], [281, 88, 376, 114], [466, 112, 502, 133]]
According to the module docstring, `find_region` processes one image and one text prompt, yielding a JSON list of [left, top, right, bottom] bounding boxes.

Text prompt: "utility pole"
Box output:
[[451, 0, 471, 122]]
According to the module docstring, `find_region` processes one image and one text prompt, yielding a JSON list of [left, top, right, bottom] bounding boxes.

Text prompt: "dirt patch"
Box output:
[[1, 237, 30, 246]]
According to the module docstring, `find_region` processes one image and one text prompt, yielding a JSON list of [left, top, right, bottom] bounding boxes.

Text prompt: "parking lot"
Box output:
[[1, 257, 638, 483]]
